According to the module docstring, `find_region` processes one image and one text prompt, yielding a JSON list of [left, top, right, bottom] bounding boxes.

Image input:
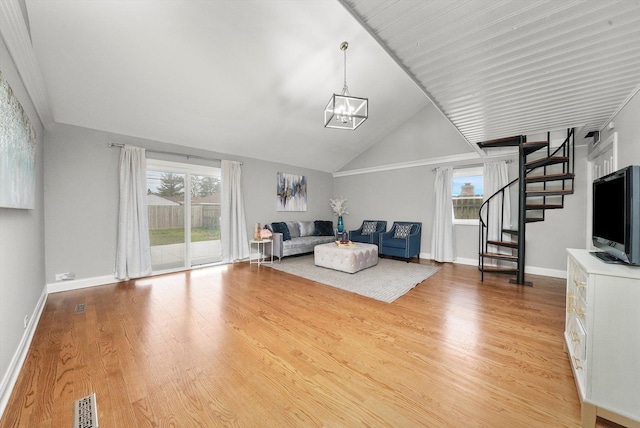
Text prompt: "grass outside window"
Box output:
[[150, 227, 220, 246]]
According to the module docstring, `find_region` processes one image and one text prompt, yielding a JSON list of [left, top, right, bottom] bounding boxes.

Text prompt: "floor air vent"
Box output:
[[73, 393, 98, 428], [75, 303, 86, 314]]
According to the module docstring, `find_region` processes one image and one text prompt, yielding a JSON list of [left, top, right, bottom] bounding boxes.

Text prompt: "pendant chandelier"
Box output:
[[324, 41, 368, 130]]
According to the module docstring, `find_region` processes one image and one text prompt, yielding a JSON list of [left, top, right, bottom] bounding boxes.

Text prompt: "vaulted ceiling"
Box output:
[[4, 1, 640, 173]]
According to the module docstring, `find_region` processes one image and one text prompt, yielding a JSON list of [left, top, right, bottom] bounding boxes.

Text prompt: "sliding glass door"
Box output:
[[189, 173, 222, 266], [147, 160, 222, 272]]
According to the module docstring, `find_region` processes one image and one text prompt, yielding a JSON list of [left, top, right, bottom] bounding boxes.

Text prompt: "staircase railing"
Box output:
[[478, 177, 518, 280], [529, 128, 574, 175]]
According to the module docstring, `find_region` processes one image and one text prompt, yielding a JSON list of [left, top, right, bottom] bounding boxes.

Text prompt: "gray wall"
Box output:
[[339, 103, 474, 171], [524, 145, 588, 271], [44, 123, 334, 283], [599, 92, 640, 165], [334, 166, 434, 249], [0, 37, 46, 401], [44, 125, 120, 282]]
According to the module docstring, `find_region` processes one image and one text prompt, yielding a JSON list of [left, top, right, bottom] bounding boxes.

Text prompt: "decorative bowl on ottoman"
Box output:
[[314, 242, 378, 274]]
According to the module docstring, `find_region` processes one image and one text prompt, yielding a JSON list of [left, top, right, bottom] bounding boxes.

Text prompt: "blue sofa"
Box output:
[[379, 221, 422, 261]]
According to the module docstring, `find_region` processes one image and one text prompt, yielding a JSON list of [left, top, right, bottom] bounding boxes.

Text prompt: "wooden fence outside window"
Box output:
[[148, 205, 220, 230]]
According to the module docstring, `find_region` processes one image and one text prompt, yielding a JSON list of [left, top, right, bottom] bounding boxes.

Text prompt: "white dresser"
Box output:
[[565, 249, 640, 428]]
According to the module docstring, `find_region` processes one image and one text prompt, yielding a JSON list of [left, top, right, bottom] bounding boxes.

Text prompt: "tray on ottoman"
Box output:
[[314, 242, 378, 274]]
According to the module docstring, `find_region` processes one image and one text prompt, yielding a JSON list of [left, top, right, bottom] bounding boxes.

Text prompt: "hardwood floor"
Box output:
[[0, 260, 624, 427]]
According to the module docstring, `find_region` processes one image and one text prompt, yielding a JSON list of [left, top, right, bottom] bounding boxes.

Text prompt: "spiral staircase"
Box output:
[[477, 128, 575, 285]]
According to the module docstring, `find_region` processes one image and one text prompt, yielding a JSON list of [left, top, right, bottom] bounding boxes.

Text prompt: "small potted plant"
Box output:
[[330, 196, 348, 232]]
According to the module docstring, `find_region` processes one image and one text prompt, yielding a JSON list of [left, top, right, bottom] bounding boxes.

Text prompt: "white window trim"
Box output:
[[453, 166, 484, 179], [455, 218, 480, 226], [147, 159, 219, 176], [452, 166, 484, 226]]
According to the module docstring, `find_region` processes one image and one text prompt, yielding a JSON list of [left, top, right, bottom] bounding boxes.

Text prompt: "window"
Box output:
[[452, 166, 484, 224]]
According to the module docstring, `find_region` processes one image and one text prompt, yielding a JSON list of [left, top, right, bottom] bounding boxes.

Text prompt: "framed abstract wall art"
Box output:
[[276, 172, 307, 211], [0, 70, 36, 209]]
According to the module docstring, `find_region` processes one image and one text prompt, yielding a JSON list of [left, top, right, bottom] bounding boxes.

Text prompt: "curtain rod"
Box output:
[[108, 142, 242, 164], [431, 158, 513, 172]]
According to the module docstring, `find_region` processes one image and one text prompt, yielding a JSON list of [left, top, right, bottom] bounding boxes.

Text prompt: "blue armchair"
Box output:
[[379, 222, 422, 261], [348, 220, 387, 245]]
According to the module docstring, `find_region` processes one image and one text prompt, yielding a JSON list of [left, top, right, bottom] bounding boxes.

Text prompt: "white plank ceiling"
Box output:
[[341, 0, 640, 143]]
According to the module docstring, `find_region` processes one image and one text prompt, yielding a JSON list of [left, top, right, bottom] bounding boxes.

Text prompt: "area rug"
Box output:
[[269, 255, 440, 303]]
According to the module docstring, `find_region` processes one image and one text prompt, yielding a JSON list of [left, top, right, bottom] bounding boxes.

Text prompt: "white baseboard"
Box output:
[[525, 265, 566, 279], [454, 256, 477, 266], [47, 274, 122, 294], [441, 256, 566, 279], [0, 287, 47, 419]]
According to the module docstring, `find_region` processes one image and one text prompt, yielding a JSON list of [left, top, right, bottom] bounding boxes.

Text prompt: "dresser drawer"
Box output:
[[570, 258, 588, 302], [567, 315, 587, 393], [574, 294, 587, 329], [567, 268, 587, 329]]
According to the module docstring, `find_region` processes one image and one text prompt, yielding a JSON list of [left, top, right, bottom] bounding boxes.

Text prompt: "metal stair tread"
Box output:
[[526, 172, 575, 183], [477, 266, 518, 274], [525, 156, 569, 169], [526, 217, 544, 223], [476, 135, 523, 148], [526, 204, 564, 210], [526, 189, 574, 197], [522, 141, 548, 154], [486, 239, 518, 248], [479, 252, 518, 261]]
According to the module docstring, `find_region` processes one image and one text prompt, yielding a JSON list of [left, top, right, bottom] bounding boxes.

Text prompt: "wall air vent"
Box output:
[[585, 130, 600, 146]]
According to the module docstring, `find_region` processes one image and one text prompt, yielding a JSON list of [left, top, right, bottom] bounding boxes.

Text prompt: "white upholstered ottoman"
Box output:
[[314, 242, 378, 274]]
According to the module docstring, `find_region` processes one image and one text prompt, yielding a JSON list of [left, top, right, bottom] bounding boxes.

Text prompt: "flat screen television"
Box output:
[[592, 165, 640, 265]]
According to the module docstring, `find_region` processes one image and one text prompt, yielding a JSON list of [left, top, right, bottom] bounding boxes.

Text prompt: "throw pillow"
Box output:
[[361, 221, 378, 236], [393, 224, 413, 239], [270, 222, 291, 241], [285, 221, 300, 238], [314, 220, 334, 236], [298, 221, 315, 237]]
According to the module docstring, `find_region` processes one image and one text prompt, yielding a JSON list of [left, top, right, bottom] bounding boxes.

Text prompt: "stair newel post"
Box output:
[[479, 220, 485, 281], [512, 137, 528, 285], [499, 188, 504, 243], [543, 131, 550, 214], [570, 128, 575, 175], [484, 202, 490, 280], [478, 196, 488, 281], [562, 131, 569, 195]]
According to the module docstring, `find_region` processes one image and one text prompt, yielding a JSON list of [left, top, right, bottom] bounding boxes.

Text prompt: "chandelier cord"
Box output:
[[342, 44, 350, 95]]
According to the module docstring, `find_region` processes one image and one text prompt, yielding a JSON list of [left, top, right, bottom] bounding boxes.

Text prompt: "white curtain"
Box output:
[[483, 161, 511, 265], [431, 166, 455, 262], [221, 160, 250, 263], [115, 145, 152, 280]]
